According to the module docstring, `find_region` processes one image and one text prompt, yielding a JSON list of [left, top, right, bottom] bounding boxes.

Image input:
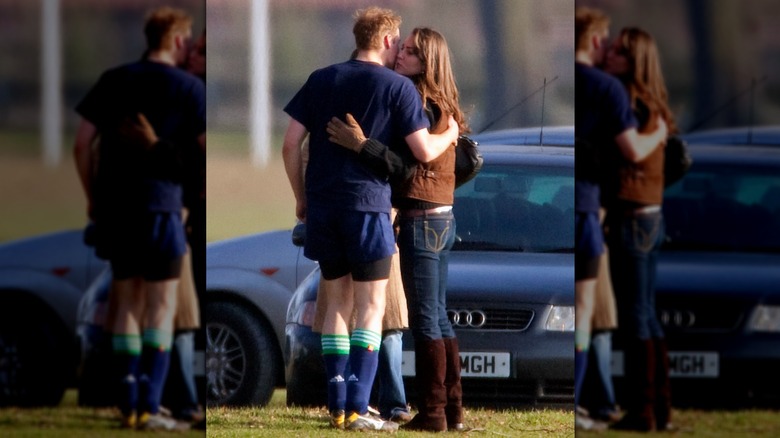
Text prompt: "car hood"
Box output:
[[0, 229, 106, 293], [658, 251, 780, 299], [207, 229, 299, 269], [207, 229, 317, 293], [447, 252, 573, 305]]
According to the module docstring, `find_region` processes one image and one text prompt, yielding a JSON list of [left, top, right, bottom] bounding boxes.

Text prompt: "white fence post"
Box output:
[[250, 0, 271, 168], [41, 0, 62, 167]]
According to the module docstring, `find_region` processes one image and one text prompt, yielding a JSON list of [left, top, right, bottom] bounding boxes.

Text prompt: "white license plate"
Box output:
[[611, 351, 719, 378], [402, 351, 511, 378]]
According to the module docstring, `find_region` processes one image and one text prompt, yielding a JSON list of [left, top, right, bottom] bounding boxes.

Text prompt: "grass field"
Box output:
[[0, 390, 203, 437], [206, 148, 295, 241], [206, 389, 574, 438], [206, 391, 780, 437], [4, 389, 780, 437]]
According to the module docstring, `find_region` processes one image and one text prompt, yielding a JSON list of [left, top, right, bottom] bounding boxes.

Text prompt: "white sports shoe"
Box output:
[[138, 412, 191, 431], [346, 410, 399, 432]]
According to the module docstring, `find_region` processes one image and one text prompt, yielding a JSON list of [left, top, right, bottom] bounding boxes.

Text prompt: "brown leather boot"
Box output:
[[403, 339, 447, 432], [612, 339, 656, 432], [443, 337, 466, 431], [653, 338, 673, 431]]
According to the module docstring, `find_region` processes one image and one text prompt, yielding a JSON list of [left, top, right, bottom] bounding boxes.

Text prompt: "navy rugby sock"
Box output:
[[322, 334, 350, 413], [345, 329, 381, 415], [138, 328, 173, 415], [113, 334, 142, 416]]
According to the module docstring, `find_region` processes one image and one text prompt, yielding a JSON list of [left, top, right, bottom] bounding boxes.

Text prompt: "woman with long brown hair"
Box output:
[[328, 26, 468, 432], [602, 27, 676, 432]]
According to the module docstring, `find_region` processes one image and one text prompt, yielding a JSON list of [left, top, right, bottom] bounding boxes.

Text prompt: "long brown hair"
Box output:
[[615, 27, 677, 134], [407, 27, 469, 134]]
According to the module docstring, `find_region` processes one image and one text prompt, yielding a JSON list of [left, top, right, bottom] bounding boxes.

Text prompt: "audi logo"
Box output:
[[659, 309, 696, 328], [448, 309, 487, 328]]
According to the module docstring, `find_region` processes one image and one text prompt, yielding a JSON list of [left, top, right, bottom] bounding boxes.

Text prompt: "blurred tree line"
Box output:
[[0, 0, 204, 138], [579, 0, 780, 132], [207, 0, 574, 149]]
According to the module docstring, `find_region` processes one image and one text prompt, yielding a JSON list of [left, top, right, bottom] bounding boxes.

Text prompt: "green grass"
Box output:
[[206, 389, 574, 437], [577, 409, 780, 437], [207, 389, 780, 437], [0, 390, 204, 437]]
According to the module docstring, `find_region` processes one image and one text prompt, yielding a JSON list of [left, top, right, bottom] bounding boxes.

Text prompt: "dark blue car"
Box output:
[[285, 139, 576, 407], [610, 143, 780, 404]]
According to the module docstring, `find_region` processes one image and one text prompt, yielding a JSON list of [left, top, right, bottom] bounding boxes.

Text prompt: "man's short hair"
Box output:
[[353, 7, 402, 51], [575, 7, 609, 51], [144, 6, 193, 51]]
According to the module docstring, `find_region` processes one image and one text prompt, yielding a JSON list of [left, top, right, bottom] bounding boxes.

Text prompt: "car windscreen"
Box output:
[[452, 162, 574, 253], [663, 163, 780, 251]]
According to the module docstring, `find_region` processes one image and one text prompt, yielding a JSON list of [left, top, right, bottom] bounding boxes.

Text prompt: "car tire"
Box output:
[[205, 301, 279, 407], [0, 295, 71, 407]]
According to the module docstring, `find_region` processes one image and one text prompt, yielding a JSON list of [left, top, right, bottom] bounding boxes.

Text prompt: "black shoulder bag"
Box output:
[[454, 135, 483, 188], [664, 135, 692, 187]]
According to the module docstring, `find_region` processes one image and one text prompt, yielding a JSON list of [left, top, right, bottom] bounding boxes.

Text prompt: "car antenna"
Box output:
[[477, 76, 559, 134], [748, 77, 758, 144], [686, 75, 767, 140], [539, 77, 548, 146]]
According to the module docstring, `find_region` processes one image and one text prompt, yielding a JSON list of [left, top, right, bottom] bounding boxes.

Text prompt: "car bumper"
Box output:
[[613, 332, 780, 402], [405, 329, 573, 404]]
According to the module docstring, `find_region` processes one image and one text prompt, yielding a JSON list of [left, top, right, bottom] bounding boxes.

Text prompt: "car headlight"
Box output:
[[293, 300, 317, 327], [748, 305, 780, 332], [546, 305, 574, 331]]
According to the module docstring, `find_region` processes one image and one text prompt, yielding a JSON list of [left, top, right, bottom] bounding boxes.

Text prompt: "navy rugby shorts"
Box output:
[[304, 207, 396, 279], [575, 210, 603, 280], [106, 211, 187, 281]]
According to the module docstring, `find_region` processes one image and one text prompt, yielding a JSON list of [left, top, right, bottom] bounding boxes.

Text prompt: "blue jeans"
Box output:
[[398, 212, 456, 341], [161, 330, 199, 418], [377, 330, 409, 419], [608, 210, 665, 340], [589, 331, 617, 415]]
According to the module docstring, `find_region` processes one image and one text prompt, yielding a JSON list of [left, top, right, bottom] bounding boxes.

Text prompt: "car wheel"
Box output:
[[205, 301, 279, 407], [0, 295, 71, 407]]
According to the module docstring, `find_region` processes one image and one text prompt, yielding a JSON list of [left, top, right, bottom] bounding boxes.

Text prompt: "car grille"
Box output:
[[656, 305, 744, 332], [460, 379, 573, 403], [447, 308, 534, 331]]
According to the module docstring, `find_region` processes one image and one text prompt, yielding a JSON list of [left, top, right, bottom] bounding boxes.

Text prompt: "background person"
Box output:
[[579, 235, 621, 424]]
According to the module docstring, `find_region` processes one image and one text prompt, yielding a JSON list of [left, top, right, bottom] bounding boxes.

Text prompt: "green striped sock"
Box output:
[[322, 334, 351, 355], [142, 328, 173, 352], [351, 328, 382, 352], [112, 334, 142, 355]]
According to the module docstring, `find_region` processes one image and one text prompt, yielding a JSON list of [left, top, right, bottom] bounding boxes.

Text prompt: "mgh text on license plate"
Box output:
[[403, 352, 510, 378], [611, 351, 719, 378]]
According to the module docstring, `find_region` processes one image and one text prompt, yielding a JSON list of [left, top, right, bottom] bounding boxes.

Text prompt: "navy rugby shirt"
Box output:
[[285, 59, 430, 213], [76, 59, 206, 215], [574, 62, 637, 212]]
